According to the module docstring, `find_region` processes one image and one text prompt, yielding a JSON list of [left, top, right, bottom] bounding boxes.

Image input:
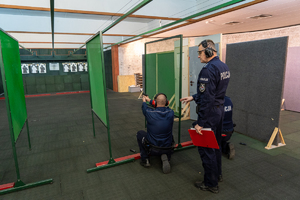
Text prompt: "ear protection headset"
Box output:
[[200, 40, 216, 58], [151, 93, 169, 108]]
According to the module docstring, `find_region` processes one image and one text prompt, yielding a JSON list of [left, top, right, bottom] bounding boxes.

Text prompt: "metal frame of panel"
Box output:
[[144, 35, 184, 148], [0, 29, 52, 195]]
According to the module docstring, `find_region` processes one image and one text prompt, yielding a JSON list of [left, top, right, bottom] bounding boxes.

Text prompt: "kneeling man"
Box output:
[[136, 93, 174, 174]]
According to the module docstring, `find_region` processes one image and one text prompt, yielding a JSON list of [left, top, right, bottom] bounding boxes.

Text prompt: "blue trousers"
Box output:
[[136, 130, 172, 161], [197, 106, 223, 187]]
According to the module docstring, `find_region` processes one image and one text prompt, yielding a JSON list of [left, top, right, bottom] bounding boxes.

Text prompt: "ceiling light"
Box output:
[[248, 14, 272, 19], [223, 21, 242, 25]]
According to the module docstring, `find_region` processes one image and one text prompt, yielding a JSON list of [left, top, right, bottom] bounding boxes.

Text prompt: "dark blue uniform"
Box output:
[[192, 56, 230, 187], [221, 96, 234, 154], [137, 102, 174, 160], [223, 96, 233, 132]]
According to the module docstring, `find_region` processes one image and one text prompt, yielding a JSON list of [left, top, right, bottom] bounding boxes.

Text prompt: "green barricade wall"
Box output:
[[0, 30, 27, 141], [145, 53, 156, 98], [86, 34, 108, 126], [145, 51, 175, 103], [145, 36, 182, 115], [104, 50, 113, 90], [0, 69, 3, 94], [22, 74, 89, 94], [157, 52, 175, 102]]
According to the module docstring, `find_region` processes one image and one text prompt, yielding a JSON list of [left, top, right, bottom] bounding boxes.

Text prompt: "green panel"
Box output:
[[0, 70, 3, 94], [73, 83, 81, 91], [36, 84, 46, 93], [26, 76, 36, 85], [104, 50, 113, 90], [26, 85, 37, 94], [64, 75, 72, 83], [46, 84, 55, 93], [81, 82, 90, 90], [0, 30, 27, 141], [86, 34, 107, 126], [36, 76, 45, 84], [157, 52, 175, 104], [64, 83, 73, 91], [54, 76, 64, 84], [45, 76, 55, 84], [55, 83, 64, 92], [145, 53, 156, 98], [72, 74, 81, 83], [80, 74, 89, 83]]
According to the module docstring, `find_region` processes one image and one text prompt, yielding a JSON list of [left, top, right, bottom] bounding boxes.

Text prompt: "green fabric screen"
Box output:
[[104, 50, 113, 90], [0, 30, 27, 141], [145, 53, 156, 98], [86, 34, 107, 126], [157, 52, 175, 103]]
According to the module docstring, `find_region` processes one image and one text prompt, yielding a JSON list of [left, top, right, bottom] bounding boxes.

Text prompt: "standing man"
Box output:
[[180, 39, 230, 193]]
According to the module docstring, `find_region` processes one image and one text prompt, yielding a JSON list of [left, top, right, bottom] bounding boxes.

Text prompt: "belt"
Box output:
[[196, 104, 224, 112]]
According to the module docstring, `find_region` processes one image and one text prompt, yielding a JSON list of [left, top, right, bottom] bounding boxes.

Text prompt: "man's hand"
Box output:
[[195, 124, 203, 135], [145, 96, 151, 102], [142, 95, 147, 102], [143, 95, 151, 102], [180, 96, 193, 104]]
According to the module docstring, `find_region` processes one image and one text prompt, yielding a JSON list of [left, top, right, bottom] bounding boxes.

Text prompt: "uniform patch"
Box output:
[[199, 83, 205, 92]]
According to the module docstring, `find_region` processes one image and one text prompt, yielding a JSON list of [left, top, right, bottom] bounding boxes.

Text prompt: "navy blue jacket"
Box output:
[[142, 102, 174, 147], [223, 96, 233, 132], [192, 56, 230, 127]]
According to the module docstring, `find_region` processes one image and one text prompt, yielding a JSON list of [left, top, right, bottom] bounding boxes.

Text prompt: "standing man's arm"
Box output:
[[180, 96, 193, 104], [142, 95, 151, 117]]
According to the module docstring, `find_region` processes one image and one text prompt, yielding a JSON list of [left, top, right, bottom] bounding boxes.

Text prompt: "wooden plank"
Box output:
[[265, 127, 278, 149], [111, 45, 119, 92], [278, 129, 286, 145]]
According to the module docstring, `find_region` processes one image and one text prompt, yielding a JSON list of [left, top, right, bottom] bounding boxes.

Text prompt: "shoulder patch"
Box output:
[[199, 83, 205, 92]]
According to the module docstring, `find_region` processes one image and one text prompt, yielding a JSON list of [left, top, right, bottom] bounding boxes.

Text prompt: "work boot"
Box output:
[[195, 181, 219, 194], [218, 175, 223, 182], [228, 143, 235, 159], [140, 158, 150, 167], [161, 154, 171, 174]]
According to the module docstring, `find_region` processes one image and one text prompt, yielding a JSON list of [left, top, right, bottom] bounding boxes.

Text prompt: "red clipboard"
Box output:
[[188, 129, 219, 149]]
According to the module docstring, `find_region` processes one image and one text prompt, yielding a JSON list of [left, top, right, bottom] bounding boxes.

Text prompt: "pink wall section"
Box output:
[[283, 47, 300, 112]]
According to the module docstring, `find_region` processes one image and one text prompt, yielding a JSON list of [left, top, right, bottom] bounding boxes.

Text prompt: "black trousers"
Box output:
[[221, 133, 232, 154], [197, 106, 223, 187], [136, 130, 173, 161]]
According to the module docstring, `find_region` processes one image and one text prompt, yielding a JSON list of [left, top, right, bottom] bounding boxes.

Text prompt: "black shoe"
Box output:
[[218, 175, 223, 182], [195, 181, 219, 194], [161, 154, 171, 174], [140, 158, 150, 167], [228, 143, 235, 159]]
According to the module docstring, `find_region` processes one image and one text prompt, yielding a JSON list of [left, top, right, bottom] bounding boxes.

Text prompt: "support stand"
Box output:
[[0, 179, 53, 195], [138, 89, 143, 99], [86, 141, 195, 172], [265, 127, 286, 150], [174, 102, 190, 122], [281, 99, 285, 111], [169, 94, 176, 110]]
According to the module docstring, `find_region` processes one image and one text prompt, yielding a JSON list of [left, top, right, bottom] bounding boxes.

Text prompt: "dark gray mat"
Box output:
[[226, 37, 288, 143]]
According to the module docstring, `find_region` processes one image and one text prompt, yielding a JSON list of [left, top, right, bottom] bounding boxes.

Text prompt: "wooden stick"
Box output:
[[281, 99, 285, 111], [265, 127, 278, 149], [138, 90, 143, 99], [278, 129, 286, 145]]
